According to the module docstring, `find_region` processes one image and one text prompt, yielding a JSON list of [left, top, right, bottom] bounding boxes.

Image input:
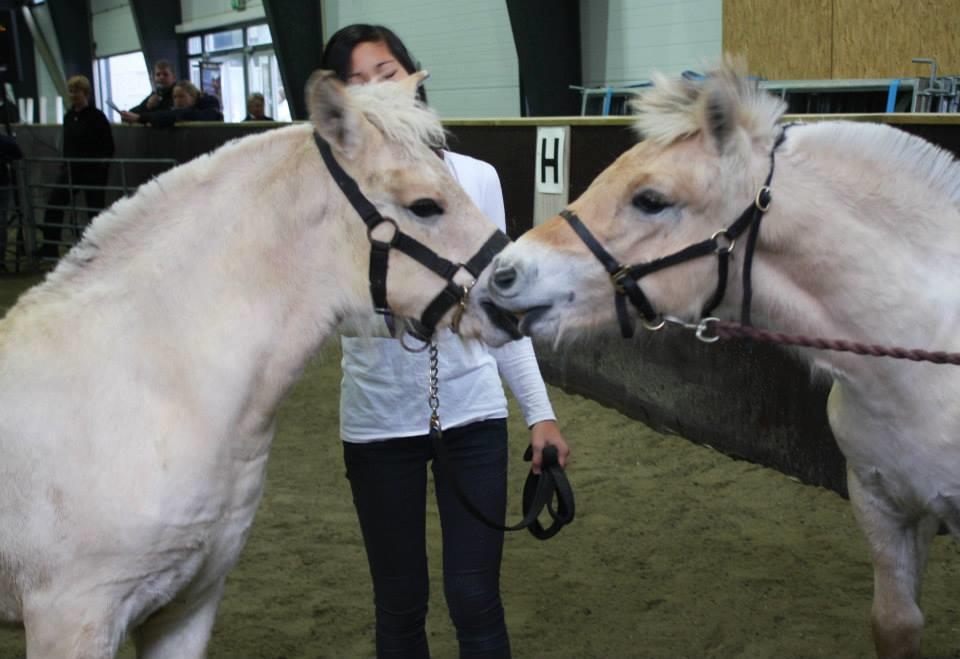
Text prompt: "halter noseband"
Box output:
[[314, 134, 510, 345], [560, 126, 789, 338]]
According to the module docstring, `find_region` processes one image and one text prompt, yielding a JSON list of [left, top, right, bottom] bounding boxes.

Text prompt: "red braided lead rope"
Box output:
[[706, 319, 960, 366]]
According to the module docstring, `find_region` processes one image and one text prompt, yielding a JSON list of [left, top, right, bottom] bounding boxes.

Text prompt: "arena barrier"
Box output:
[[10, 114, 960, 495]]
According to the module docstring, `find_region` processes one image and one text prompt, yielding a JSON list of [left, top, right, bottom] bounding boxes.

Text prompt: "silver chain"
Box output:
[[428, 338, 441, 432]]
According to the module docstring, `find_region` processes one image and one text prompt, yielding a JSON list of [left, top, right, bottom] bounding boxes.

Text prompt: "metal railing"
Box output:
[[1, 155, 176, 272]]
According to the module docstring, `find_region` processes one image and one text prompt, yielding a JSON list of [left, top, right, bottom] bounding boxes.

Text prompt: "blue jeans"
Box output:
[[343, 418, 511, 659]]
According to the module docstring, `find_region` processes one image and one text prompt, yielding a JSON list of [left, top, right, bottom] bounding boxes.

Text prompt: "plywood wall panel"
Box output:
[[833, 0, 960, 78], [723, 0, 832, 79]]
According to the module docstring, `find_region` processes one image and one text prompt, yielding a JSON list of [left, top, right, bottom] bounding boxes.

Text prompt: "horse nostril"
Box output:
[[492, 265, 518, 291]]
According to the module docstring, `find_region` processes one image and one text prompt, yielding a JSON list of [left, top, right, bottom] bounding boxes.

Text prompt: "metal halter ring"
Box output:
[[641, 316, 666, 331], [711, 230, 735, 254], [367, 217, 400, 248], [399, 327, 432, 353], [695, 317, 720, 343], [754, 186, 772, 212]]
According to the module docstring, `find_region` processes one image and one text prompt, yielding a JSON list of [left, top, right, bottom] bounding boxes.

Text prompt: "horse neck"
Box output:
[[741, 126, 960, 380], [45, 125, 369, 423]]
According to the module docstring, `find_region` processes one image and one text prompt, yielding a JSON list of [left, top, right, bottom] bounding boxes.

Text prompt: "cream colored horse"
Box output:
[[0, 71, 508, 659], [481, 63, 960, 658]]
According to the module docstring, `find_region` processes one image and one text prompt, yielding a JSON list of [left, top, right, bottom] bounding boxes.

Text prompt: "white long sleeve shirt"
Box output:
[[340, 151, 555, 443]]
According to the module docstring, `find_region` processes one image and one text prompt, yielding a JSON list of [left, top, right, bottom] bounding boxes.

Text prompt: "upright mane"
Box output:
[[799, 121, 960, 206], [630, 62, 786, 147], [348, 80, 447, 153]]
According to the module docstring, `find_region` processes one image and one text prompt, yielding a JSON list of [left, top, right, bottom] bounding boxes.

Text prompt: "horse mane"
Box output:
[[630, 61, 786, 147], [348, 81, 447, 153], [801, 121, 960, 207]]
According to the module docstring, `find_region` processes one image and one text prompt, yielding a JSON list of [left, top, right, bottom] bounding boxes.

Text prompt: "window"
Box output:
[[186, 23, 282, 122], [93, 51, 152, 122]]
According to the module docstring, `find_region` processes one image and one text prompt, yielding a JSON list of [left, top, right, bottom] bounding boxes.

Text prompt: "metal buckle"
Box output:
[[610, 264, 632, 293], [450, 273, 476, 334], [754, 186, 772, 212], [711, 230, 735, 254]]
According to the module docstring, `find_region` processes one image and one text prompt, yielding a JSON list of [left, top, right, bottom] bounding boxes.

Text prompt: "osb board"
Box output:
[[832, 0, 960, 78], [723, 0, 832, 79]]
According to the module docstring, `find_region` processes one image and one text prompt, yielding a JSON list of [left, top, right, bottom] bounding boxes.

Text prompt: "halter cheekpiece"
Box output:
[[560, 126, 790, 338], [314, 134, 510, 345]]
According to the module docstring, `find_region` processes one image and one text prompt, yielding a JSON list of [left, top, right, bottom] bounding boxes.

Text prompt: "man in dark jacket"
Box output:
[[37, 75, 114, 259], [126, 59, 176, 116], [120, 80, 224, 128]]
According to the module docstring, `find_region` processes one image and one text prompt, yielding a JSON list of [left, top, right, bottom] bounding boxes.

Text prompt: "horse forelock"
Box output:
[[347, 82, 447, 154], [630, 61, 785, 148]]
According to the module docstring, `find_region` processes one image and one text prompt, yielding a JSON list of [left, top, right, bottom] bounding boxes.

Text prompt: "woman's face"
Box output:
[[347, 40, 410, 85], [172, 86, 196, 109], [67, 87, 88, 111]]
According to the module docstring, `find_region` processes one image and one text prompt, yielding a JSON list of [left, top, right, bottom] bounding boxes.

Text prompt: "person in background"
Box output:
[[321, 24, 570, 659], [119, 80, 223, 128], [0, 132, 21, 271], [126, 59, 176, 116], [36, 74, 113, 259], [243, 92, 273, 121]]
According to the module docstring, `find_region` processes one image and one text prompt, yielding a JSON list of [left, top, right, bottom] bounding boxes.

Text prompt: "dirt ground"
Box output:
[[2, 272, 960, 659]]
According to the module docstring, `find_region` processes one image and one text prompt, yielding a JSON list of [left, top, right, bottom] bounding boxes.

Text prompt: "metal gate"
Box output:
[[0, 155, 176, 272]]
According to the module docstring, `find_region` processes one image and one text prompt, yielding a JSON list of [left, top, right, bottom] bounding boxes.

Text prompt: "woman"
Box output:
[[120, 80, 223, 127], [37, 74, 113, 258], [321, 24, 570, 659]]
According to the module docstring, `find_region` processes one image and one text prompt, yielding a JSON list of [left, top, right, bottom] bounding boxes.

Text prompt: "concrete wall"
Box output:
[[323, 0, 520, 118], [91, 0, 140, 57], [580, 0, 723, 87]]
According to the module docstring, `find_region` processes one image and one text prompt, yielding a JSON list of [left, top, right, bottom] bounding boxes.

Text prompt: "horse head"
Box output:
[[477, 60, 786, 345], [308, 71, 518, 345]]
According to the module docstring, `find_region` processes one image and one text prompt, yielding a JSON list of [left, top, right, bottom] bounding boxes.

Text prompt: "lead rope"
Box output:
[[427, 341, 575, 540]]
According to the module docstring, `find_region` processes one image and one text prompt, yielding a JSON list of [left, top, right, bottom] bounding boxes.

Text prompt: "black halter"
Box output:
[[315, 134, 510, 344], [560, 127, 789, 338]]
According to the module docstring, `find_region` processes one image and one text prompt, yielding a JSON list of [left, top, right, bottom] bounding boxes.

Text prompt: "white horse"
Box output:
[[0, 71, 508, 658], [480, 62, 960, 658]]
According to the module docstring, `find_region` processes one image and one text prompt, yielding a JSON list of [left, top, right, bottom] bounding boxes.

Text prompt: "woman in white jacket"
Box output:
[[321, 24, 570, 659]]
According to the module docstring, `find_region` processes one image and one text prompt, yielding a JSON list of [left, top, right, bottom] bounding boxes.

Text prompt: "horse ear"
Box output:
[[699, 76, 741, 154], [400, 70, 429, 98], [306, 70, 363, 157]]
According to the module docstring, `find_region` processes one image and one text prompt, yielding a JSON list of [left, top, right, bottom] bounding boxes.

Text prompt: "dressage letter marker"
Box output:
[[535, 127, 566, 195]]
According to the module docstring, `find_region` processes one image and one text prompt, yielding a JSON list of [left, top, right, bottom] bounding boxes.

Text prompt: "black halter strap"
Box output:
[[315, 134, 511, 342], [561, 126, 789, 338]]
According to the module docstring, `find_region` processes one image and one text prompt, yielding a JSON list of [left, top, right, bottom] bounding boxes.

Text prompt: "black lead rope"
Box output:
[[560, 126, 789, 337], [430, 426, 575, 540]]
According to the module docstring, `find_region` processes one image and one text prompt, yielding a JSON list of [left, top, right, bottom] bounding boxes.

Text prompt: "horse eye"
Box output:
[[632, 191, 672, 215], [407, 198, 444, 218]]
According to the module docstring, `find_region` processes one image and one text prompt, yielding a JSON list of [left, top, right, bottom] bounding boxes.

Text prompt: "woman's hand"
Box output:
[[119, 111, 140, 124], [528, 419, 569, 474]]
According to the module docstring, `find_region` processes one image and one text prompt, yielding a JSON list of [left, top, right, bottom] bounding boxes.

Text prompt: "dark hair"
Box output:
[[320, 24, 426, 102]]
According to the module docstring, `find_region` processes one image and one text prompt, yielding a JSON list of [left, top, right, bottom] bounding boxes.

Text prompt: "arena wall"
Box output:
[[13, 114, 960, 496]]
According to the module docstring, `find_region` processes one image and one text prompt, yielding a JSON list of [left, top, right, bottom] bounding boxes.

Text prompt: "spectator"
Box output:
[[126, 59, 176, 117], [243, 92, 273, 121], [0, 132, 21, 271], [120, 80, 224, 128], [36, 75, 113, 259]]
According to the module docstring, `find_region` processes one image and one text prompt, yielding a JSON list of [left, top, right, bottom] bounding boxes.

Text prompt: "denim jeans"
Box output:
[[343, 418, 511, 659]]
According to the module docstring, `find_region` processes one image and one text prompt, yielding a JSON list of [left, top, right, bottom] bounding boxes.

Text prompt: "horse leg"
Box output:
[[132, 578, 225, 659], [847, 466, 938, 659], [22, 593, 126, 659]]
